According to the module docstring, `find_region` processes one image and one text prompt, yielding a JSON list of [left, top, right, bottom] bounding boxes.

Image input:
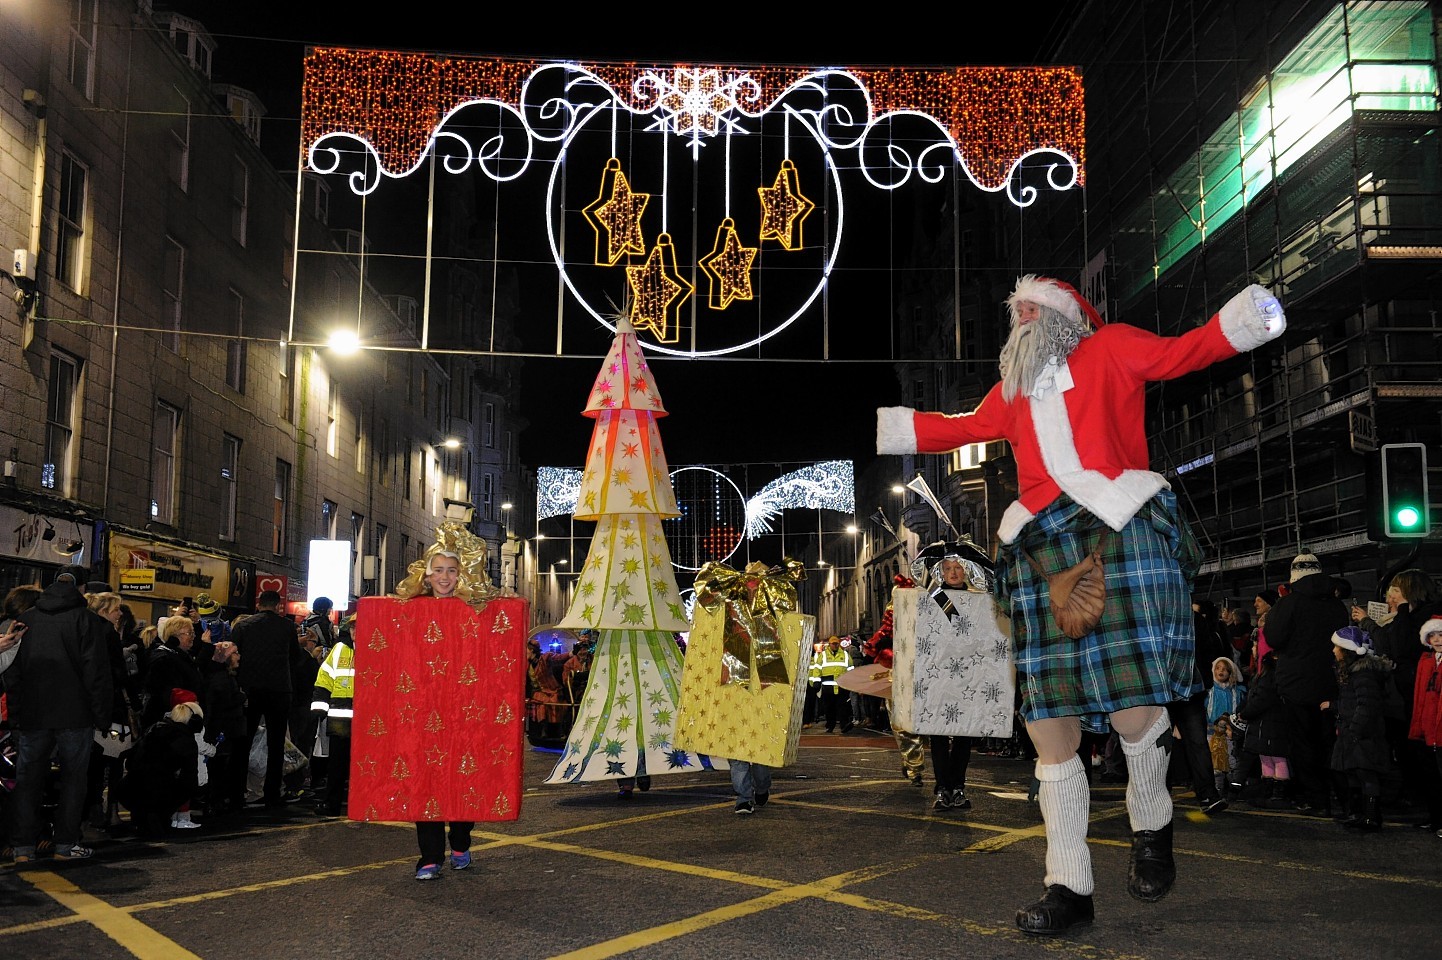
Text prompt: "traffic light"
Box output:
[[1380, 443, 1430, 539]]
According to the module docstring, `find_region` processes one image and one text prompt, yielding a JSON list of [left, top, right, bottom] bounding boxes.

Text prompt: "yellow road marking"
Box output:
[[22, 871, 201, 959]]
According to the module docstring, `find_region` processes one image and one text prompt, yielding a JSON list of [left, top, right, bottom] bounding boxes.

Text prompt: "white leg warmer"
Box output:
[[1036, 755, 1094, 896], [1121, 711, 1174, 832]]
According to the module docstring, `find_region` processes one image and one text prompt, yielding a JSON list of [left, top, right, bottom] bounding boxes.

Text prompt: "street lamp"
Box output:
[[327, 329, 361, 355]]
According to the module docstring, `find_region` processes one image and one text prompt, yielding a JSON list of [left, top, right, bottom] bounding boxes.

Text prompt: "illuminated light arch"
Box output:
[[301, 52, 1084, 356]]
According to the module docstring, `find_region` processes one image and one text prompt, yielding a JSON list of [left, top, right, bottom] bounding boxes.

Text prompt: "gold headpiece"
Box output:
[[392, 516, 499, 604]]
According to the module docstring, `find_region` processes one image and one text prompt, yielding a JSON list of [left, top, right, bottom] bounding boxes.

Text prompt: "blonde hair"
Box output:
[[87, 591, 122, 620], [160, 616, 194, 647]]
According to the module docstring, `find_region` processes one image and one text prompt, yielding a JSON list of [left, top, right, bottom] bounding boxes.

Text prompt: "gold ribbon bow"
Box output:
[[694, 558, 805, 686]]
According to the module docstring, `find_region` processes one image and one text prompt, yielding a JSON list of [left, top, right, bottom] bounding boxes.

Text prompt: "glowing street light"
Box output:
[[327, 329, 361, 355]]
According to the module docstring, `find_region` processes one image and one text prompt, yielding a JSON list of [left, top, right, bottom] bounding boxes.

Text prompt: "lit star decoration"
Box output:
[[626, 234, 693, 343], [582, 158, 650, 266], [699, 218, 757, 310], [757, 159, 814, 251]]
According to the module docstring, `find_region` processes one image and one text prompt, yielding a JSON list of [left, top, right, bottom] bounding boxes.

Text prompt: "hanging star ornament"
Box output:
[[583, 158, 650, 266], [626, 233, 693, 343], [699, 218, 757, 310], [757, 158, 814, 251]]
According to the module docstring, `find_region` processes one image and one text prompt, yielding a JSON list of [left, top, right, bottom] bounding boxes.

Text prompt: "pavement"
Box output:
[[3, 731, 1441, 959]]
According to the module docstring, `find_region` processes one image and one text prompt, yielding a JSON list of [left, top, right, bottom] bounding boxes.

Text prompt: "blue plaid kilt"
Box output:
[[995, 490, 1202, 733]]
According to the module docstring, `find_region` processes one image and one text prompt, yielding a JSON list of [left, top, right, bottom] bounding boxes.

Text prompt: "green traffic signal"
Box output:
[[1381, 443, 1430, 540], [1394, 505, 1422, 530]]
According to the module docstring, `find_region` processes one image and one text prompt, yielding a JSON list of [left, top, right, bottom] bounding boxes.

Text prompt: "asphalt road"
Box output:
[[4, 731, 1439, 960]]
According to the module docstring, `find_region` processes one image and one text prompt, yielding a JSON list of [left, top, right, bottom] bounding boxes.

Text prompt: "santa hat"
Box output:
[[170, 687, 198, 707], [1421, 614, 1442, 648], [1332, 625, 1372, 655], [1290, 550, 1321, 583], [1006, 275, 1104, 329]]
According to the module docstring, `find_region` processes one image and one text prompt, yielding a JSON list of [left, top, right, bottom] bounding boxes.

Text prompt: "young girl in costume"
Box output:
[[1327, 625, 1395, 831], [391, 518, 499, 880], [1239, 651, 1293, 809], [1408, 615, 1442, 834], [1205, 658, 1246, 800]]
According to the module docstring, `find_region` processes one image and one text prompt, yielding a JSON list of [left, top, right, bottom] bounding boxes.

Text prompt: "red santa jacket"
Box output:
[[878, 288, 1281, 542], [1410, 653, 1442, 748]]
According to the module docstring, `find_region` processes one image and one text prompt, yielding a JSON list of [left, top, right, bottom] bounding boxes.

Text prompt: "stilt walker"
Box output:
[[878, 275, 1287, 934], [545, 315, 722, 791]]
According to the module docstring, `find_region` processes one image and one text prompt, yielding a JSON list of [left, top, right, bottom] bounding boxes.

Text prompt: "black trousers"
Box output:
[[324, 735, 351, 815], [928, 736, 972, 791], [819, 687, 851, 731], [244, 689, 291, 802], [1167, 690, 1220, 802], [1282, 698, 1336, 809], [416, 821, 473, 869]]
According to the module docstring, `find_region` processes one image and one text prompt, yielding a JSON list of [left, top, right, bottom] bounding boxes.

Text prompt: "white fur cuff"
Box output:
[[1219, 284, 1287, 352], [876, 407, 918, 454]]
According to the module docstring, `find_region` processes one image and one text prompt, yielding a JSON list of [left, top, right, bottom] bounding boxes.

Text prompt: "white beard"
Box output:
[[999, 306, 1089, 402]]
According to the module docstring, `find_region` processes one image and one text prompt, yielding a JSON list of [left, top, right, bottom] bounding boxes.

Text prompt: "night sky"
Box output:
[[168, 6, 1067, 472]]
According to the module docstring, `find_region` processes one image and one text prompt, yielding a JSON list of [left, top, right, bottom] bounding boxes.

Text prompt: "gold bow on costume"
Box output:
[[694, 558, 805, 686], [392, 519, 500, 605]]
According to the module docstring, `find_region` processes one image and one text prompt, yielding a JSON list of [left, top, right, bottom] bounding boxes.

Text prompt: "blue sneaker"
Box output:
[[450, 850, 472, 871], [415, 863, 441, 881]]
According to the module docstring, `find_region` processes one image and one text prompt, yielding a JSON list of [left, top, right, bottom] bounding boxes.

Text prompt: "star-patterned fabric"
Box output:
[[890, 587, 1014, 737], [349, 596, 527, 822], [583, 314, 665, 416], [556, 514, 688, 631], [572, 410, 679, 521], [544, 629, 724, 783], [674, 607, 813, 767]]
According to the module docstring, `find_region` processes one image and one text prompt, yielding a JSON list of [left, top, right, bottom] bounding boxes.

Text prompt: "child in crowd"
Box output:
[[1327, 626, 1395, 831], [1239, 651, 1293, 808], [1206, 658, 1247, 800], [1409, 615, 1442, 835]]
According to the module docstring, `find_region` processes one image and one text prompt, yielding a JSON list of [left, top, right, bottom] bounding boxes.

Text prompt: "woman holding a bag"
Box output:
[[85, 592, 137, 831]]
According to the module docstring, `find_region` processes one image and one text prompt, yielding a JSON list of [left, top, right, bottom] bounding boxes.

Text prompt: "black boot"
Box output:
[[1127, 822, 1176, 902], [1344, 795, 1381, 832], [1015, 884, 1094, 936]]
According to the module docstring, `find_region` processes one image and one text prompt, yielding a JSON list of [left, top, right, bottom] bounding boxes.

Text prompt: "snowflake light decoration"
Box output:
[[644, 68, 749, 154]]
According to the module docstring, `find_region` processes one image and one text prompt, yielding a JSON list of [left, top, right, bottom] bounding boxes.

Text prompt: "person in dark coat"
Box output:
[[6, 565, 113, 862], [141, 617, 204, 728], [1263, 551, 1348, 814], [1239, 650, 1295, 807], [117, 697, 204, 838], [1351, 568, 1441, 817], [201, 641, 247, 815], [1327, 626, 1396, 831], [232, 589, 305, 806]]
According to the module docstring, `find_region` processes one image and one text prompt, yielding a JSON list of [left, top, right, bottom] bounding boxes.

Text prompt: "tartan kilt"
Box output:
[[996, 490, 1201, 733]]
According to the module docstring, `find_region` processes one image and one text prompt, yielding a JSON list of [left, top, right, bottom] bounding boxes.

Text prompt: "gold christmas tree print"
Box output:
[[547, 314, 724, 785]]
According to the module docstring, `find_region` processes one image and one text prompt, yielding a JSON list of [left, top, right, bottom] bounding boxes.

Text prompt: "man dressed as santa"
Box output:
[[878, 276, 1285, 935]]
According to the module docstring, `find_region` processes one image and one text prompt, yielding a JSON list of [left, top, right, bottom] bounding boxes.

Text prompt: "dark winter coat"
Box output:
[[142, 643, 204, 727], [117, 717, 200, 816], [1265, 574, 1347, 707], [1240, 665, 1294, 759], [6, 579, 112, 730], [201, 660, 247, 744], [231, 610, 302, 694], [1365, 600, 1442, 722], [1330, 654, 1397, 775]]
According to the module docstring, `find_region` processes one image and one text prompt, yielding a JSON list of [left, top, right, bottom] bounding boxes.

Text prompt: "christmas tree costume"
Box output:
[[545, 315, 722, 790]]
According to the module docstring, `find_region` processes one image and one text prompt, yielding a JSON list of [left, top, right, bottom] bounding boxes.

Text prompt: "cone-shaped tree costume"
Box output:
[[546, 316, 723, 784]]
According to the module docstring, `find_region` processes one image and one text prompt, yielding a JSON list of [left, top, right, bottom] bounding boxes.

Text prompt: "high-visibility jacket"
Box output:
[[310, 641, 355, 734], [809, 646, 852, 690]]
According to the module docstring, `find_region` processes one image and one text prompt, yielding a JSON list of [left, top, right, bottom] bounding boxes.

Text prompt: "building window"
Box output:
[[226, 289, 246, 392], [230, 158, 248, 245], [322, 499, 337, 539], [151, 402, 180, 524], [482, 473, 494, 522], [68, 0, 98, 100], [375, 524, 388, 592], [166, 16, 214, 76], [483, 401, 495, 447], [304, 175, 329, 224], [162, 237, 184, 352], [355, 410, 365, 474], [350, 512, 365, 593], [273, 460, 291, 555], [280, 343, 296, 423], [403, 442, 413, 500], [504, 429, 512, 468], [57, 152, 87, 292], [378, 418, 391, 487], [326, 378, 338, 457], [43, 351, 81, 494], [220, 433, 240, 541], [168, 90, 190, 191]]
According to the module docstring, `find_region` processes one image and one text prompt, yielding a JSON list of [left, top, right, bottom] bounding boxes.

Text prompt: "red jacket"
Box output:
[[1410, 653, 1442, 747]]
